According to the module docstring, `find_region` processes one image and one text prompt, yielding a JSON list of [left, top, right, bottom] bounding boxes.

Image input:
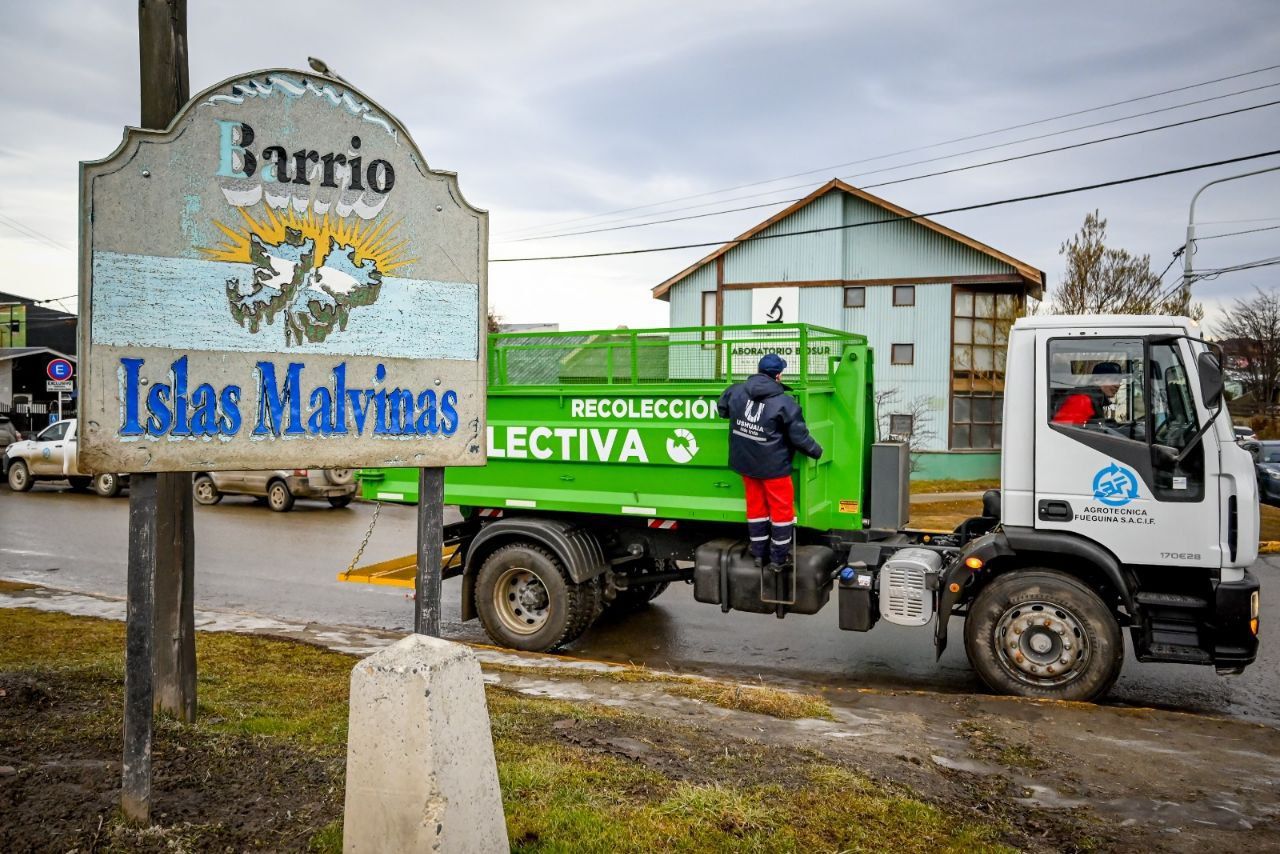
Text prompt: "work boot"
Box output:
[[751, 554, 765, 570]]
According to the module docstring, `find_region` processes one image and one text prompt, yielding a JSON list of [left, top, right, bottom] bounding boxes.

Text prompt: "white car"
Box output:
[[3, 418, 127, 497]]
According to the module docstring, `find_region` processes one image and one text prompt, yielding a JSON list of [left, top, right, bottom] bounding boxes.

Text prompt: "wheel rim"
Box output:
[[994, 600, 1091, 688], [270, 485, 287, 508], [11, 465, 26, 488], [491, 567, 551, 636], [98, 474, 115, 493], [195, 478, 214, 502]]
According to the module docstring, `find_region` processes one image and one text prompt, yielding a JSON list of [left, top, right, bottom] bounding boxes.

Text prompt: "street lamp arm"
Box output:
[[1184, 164, 1280, 291]]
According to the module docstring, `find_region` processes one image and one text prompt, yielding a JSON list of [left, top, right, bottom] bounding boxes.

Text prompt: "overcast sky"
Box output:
[[2, 1, 1278, 330]]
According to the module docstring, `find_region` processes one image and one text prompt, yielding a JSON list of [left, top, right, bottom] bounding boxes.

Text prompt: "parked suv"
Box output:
[[3, 418, 127, 496], [193, 469, 356, 512]]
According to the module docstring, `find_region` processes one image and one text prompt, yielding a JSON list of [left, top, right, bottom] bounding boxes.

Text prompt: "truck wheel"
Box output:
[[475, 543, 598, 652], [964, 570, 1123, 702], [7, 460, 32, 492], [93, 473, 123, 498], [67, 476, 91, 491], [193, 475, 221, 505], [267, 480, 295, 512]]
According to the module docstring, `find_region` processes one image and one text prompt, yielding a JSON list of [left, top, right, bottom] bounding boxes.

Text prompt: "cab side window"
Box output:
[[1147, 342, 1204, 499], [1047, 338, 1145, 441], [1046, 337, 1204, 502], [38, 422, 69, 442]]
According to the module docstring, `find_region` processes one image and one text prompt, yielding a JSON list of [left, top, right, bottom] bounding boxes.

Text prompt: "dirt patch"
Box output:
[[0, 668, 343, 853]]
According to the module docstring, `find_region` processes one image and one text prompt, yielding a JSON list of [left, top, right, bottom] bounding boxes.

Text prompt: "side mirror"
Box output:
[[1196, 350, 1224, 409]]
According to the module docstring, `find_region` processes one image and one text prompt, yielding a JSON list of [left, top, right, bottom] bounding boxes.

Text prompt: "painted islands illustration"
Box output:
[[201, 205, 411, 346]]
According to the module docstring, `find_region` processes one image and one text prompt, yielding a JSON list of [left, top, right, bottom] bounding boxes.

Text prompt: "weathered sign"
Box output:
[[79, 70, 487, 472]]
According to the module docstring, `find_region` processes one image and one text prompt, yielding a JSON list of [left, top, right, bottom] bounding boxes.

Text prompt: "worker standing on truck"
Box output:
[[717, 354, 824, 569]]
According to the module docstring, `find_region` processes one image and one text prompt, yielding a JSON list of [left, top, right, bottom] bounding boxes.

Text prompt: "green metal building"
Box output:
[[652, 180, 1045, 480]]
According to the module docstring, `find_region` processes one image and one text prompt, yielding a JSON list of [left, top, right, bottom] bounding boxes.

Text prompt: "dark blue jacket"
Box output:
[[717, 374, 823, 479]]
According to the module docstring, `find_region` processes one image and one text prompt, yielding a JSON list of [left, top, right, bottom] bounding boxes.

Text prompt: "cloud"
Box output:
[[1, 0, 1278, 330]]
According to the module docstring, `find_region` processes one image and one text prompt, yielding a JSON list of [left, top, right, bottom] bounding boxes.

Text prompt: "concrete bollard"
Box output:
[[343, 634, 509, 853]]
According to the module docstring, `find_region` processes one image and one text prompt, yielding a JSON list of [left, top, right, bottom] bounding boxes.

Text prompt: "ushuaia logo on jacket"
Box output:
[[1092, 462, 1139, 507]]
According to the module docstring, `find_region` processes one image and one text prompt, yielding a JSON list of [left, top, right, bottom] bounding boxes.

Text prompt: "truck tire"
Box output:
[[475, 542, 599, 652], [67, 476, 91, 491], [7, 460, 32, 492], [964, 569, 1123, 702], [93, 473, 123, 498]]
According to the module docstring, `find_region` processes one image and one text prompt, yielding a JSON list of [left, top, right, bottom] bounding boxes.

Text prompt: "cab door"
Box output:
[[29, 421, 70, 476], [1032, 329, 1220, 569]]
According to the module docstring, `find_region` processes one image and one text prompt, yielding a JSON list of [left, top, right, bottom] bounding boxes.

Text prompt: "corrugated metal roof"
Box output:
[[0, 346, 75, 363]]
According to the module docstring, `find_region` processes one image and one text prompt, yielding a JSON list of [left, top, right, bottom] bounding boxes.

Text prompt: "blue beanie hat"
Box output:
[[758, 353, 787, 376]]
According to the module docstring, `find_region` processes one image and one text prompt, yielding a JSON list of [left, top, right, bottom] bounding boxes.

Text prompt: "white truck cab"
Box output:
[[941, 315, 1261, 698]]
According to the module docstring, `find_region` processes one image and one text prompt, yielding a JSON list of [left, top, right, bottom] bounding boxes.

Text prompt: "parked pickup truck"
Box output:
[[4, 418, 127, 497]]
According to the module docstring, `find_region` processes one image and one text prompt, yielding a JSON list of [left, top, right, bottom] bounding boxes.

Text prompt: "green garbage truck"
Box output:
[[356, 320, 1261, 701]]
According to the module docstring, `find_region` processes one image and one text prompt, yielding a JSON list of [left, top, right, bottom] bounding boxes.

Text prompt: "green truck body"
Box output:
[[358, 324, 875, 530]]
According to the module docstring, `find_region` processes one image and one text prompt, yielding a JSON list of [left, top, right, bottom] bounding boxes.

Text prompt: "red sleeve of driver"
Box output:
[[1052, 393, 1095, 425]]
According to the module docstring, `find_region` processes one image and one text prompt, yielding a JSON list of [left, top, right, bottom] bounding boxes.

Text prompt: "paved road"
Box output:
[[2, 483, 1277, 725]]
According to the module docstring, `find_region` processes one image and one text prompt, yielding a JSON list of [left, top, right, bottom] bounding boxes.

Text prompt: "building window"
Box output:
[[889, 414, 914, 437], [844, 286, 865, 308], [951, 287, 1023, 449], [951, 393, 1003, 449], [891, 343, 914, 365], [701, 291, 717, 346], [893, 285, 915, 307]]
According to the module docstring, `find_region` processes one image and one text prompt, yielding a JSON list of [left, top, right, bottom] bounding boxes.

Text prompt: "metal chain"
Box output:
[[345, 501, 382, 576]]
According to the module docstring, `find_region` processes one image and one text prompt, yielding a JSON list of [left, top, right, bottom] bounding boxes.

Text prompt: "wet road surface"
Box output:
[[2, 483, 1277, 726]]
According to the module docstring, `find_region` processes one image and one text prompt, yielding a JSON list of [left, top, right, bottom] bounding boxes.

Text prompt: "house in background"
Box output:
[[652, 180, 1044, 480], [0, 291, 78, 432]]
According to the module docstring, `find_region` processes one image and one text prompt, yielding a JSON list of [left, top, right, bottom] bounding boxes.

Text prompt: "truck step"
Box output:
[[1141, 643, 1213, 665], [1135, 592, 1209, 610]]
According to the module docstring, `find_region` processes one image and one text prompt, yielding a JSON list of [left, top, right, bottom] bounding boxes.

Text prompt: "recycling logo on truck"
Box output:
[[666, 429, 699, 464]]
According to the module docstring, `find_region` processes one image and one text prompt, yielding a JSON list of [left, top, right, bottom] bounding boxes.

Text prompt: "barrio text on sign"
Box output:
[[78, 70, 487, 472]]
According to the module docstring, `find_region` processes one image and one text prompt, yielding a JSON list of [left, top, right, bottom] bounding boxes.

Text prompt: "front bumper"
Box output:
[[1210, 569, 1261, 671]]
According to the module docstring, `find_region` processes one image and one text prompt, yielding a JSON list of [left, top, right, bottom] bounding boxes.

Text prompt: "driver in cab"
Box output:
[[1052, 361, 1123, 428]]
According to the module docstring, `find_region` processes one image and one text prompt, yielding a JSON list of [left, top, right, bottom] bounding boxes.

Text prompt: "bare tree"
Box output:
[[1049, 211, 1203, 320], [1216, 287, 1280, 412], [876, 389, 939, 471]]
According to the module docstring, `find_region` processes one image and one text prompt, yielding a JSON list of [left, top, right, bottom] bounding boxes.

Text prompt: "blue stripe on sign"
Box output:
[[91, 251, 479, 360]]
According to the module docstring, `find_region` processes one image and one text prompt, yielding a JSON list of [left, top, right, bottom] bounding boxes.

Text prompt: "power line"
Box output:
[[0, 212, 71, 252], [496, 63, 1280, 239], [491, 149, 1280, 263], [1197, 223, 1280, 241], [509, 96, 1280, 243]]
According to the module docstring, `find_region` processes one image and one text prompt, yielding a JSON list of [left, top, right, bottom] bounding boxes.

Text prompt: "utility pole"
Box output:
[[1183, 164, 1280, 307], [122, 0, 195, 825]]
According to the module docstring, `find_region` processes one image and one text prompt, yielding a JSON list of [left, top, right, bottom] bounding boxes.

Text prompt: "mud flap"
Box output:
[[934, 531, 1013, 660]]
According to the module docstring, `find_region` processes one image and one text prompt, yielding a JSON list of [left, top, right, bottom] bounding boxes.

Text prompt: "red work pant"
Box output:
[[742, 475, 795, 564]]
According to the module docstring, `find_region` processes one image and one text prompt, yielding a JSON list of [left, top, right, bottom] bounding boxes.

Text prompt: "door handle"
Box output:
[[1037, 499, 1074, 522]]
